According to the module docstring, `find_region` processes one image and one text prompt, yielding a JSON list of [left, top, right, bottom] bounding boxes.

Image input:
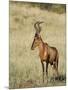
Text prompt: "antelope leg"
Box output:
[[46, 62, 48, 83], [41, 62, 44, 83]]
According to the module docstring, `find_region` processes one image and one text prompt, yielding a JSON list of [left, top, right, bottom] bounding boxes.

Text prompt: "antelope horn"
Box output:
[[34, 21, 44, 34], [34, 22, 39, 33], [37, 22, 44, 33]]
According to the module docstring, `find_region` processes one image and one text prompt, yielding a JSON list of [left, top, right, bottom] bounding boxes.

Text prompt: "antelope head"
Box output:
[[31, 21, 44, 50]]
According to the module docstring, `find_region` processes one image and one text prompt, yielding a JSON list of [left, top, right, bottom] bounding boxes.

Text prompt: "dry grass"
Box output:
[[9, 2, 66, 89]]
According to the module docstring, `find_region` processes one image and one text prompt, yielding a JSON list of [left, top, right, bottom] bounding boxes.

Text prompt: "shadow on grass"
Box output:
[[50, 74, 66, 82]]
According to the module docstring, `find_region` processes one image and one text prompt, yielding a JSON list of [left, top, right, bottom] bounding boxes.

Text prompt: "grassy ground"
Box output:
[[9, 2, 66, 89]]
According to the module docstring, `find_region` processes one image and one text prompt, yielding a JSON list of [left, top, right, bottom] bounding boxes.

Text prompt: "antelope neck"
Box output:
[[38, 39, 44, 53]]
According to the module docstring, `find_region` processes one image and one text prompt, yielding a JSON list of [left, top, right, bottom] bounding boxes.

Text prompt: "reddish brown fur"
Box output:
[[31, 22, 59, 82]]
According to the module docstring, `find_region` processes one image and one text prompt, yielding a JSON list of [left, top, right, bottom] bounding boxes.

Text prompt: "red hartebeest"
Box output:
[[31, 21, 59, 83]]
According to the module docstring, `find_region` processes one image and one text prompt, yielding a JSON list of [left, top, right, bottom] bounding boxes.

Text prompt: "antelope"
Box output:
[[31, 21, 59, 83]]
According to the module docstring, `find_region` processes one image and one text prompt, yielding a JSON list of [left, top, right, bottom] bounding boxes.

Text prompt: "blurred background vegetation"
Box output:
[[30, 3, 66, 14], [10, 1, 66, 14]]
